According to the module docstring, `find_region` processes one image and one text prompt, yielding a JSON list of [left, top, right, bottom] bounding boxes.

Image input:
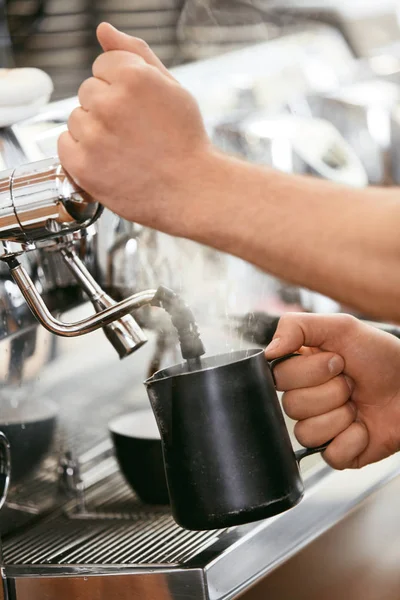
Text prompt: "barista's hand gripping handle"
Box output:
[[271, 353, 332, 461]]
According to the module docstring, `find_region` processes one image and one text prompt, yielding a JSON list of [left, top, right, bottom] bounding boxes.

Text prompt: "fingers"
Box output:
[[67, 107, 89, 142], [78, 77, 109, 112], [273, 351, 344, 391], [265, 312, 358, 359], [282, 375, 352, 420], [58, 131, 81, 183], [323, 422, 369, 470], [295, 402, 356, 448], [96, 22, 175, 81], [92, 50, 147, 84]]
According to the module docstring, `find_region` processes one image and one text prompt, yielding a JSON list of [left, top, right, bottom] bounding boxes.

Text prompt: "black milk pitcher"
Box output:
[[144, 349, 329, 531]]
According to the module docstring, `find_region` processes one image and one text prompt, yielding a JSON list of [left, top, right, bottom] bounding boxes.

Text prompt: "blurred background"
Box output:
[[2, 0, 400, 100]]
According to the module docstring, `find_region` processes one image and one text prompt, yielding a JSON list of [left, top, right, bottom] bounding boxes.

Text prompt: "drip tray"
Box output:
[[3, 453, 396, 600], [3, 465, 224, 567]]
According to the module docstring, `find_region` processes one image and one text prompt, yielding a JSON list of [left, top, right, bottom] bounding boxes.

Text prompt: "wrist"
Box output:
[[169, 145, 248, 246], [161, 143, 228, 240]]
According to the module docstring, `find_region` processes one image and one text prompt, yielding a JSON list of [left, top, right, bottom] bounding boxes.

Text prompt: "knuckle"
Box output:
[[293, 420, 311, 447], [123, 62, 153, 87], [78, 77, 95, 101], [276, 312, 299, 336], [323, 444, 358, 471], [323, 452, 347, 471], [341, 402, 355, 427], [336, 313, 358, 333], [67, 107, 80, 127], [82, 123, 102, 149], [278, 312, 297, 327], [57, 132, 74, 164], [92, 53, 104, 74], [89, 95, 109, 117], [57, 130, 69, 152], [333, 375, 352, 401], [294, 415, 341, 448], [132, 37, 149, 51], [69, 152, 90, 182], [78, 77, 90, 96], [282, 391, 301, 419]]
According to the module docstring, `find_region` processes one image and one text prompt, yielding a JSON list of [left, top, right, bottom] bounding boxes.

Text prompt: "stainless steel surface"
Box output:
[[274, 1, 400, 59], [0, 158, 99, 248], [306, 79, 400, 185], [243, 471, 400, 600], [3, 464, 221, 565], [0, 540, 6, 600], [213, 113, 367, 186], [10, 261, 156, 338], [3, 453, 400, 600], [0, 433, 11, 512], [60, 247, 147, 357], [0, 168, 24, 257], [0, 157, 155, 353], [11, 570, 206, 600]]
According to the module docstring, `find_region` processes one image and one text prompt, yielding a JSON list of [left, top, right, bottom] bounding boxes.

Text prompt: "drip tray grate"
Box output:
[[3, 466, 224, 566]]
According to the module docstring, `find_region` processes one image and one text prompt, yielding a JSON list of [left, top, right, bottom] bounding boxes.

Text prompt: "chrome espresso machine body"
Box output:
[[3, 23, 400, 600]]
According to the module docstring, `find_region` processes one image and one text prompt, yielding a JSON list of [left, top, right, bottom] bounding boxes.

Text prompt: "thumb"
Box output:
[[96, 22, 176, 81], [264, 313, 355, 359]]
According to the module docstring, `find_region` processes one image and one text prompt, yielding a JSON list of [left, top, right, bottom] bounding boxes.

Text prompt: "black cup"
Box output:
[[0, 398, 57, 484], [145, 349, 329, 530], [109, 409, 169, 505]]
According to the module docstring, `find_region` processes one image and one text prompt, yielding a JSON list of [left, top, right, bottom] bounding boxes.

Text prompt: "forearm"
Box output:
[[59, 25, 400, 323], [183, 150, 400, 322]]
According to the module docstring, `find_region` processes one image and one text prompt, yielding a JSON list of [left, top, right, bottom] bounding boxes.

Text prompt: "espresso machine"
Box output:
[[2, 22, 400, 600]]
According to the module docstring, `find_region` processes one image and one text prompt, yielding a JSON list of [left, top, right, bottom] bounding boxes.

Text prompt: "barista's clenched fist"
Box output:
[[266, 313, 400, 470], [58, 23, 211, 234]]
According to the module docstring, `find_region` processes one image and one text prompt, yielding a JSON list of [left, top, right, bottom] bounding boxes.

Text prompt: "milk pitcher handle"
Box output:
[[270, 353, 332, 463], [294, 442, 331, 463]]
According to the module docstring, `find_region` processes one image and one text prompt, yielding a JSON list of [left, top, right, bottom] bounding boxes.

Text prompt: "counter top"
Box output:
[[6, 447, 400, 600]]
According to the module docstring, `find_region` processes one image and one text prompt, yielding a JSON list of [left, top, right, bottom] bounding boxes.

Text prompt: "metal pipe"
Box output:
[[60, 247, 106, 301], [59, 246, 148, 357], [9, 260, 156, 338]]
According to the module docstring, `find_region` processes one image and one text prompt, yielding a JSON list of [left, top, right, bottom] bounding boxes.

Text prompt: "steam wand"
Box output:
[[4, 256, 206, 364], [5, 256, 157, 338], [59, 246, 147, 358]]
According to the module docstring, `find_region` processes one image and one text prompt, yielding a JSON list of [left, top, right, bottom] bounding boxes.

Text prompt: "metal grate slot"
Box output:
[[3, 465, 224, 566]]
